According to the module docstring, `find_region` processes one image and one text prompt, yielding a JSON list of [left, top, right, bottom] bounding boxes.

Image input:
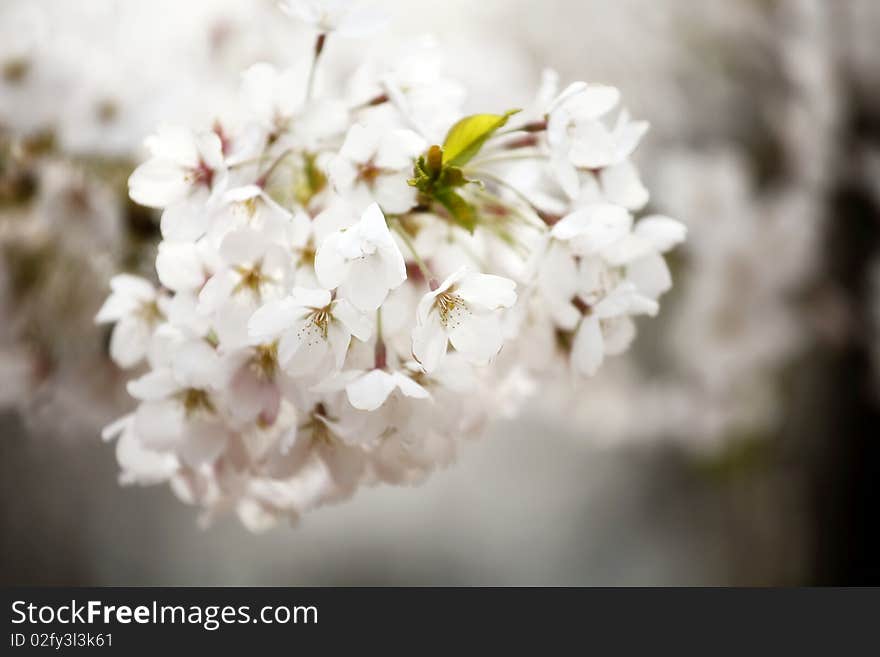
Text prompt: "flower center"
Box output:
[[252, 342, 279, 380], [136, 299, 164, 326], [357, 159, 384, 186], [299, 306, 332, 345], [436, 291, 469, 329], [233, 261, 272, 299], [180, 388, 215, 417], [235, 197, 260, 219], [184, 159, 214, 188]]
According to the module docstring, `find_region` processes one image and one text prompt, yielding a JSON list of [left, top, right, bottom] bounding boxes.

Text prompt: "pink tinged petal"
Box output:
[[229, 367, 280, 424], [317, 440, 365, 496], [455, 273, 517, 310], [156, 241, 204, 292], [571, 316, 604, 376], [314, 232, 348, 290], [627, 252, 672, 300], [412, 311, 448, 373], [134, 399, 185, 451], [345, 369, 398, 411], [600, 161, 649, 211], [634, 215, 687, 252], [178, 419, 228, 467], [116, 430, 178, 485], [127, 368, 180, 401], [278, 425, 300, 457], [448, 313, 504, 365], [332, 298, 372, 342], [110, 317, 152, 368]]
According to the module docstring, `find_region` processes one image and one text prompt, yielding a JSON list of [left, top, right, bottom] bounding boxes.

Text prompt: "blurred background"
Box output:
[[1, 0, 879, 585]]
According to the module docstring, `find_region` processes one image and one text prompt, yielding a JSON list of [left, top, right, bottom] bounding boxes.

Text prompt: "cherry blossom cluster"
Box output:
[[97, 0, 685, 529]]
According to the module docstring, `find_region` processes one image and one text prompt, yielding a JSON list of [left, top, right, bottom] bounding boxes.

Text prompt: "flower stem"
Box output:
[[467, 151, 548, 168], [255, 147, 296, 187], [374, 308, 387, 370], [495, 120, 547, 137], [390, 218, 436, 286], [468, 168, 547, 229], [305, 33, 327, 102]]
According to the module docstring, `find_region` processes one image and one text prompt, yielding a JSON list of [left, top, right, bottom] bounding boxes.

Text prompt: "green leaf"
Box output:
[[436, 188, 476, 232], [441, 109, 521, 167]]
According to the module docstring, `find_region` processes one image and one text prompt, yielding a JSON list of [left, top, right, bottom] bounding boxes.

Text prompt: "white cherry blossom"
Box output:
[[96, 6, 685, 529], [248, 287, 371, 375], [314, 202, 407, 311], [279, 0, 389, 37], [327, 123, 425, 213], [128, 125, 226, 208], [95, 274, 165, 368], [412, 267, 517, 372]]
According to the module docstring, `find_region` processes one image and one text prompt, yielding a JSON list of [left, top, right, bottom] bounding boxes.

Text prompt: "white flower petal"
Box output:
[[332, 298, 372, 342], [448, 313, 504, 365], [345, 369, 397, 411], [412, 311, 448, 372], [110, 317, 152, 368], [571, 316, 603, 376], [455, 273, 517, 310]]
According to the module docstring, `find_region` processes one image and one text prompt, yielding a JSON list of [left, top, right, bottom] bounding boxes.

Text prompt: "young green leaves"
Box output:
[[409, 109, 519, 232], [442, 110, 520, 167]]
